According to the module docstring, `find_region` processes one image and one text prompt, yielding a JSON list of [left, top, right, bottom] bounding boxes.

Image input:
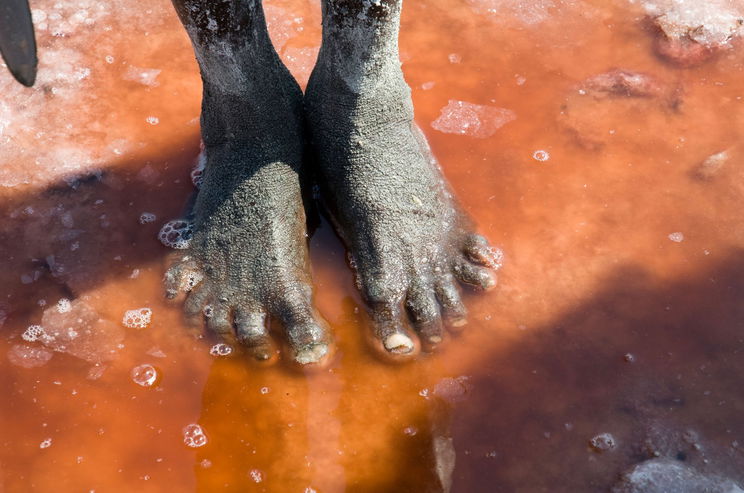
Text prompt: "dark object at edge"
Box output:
[[0, 0, 38, 87]]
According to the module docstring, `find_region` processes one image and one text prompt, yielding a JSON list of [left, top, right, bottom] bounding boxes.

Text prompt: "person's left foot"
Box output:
[[305, 27, 502, 356]]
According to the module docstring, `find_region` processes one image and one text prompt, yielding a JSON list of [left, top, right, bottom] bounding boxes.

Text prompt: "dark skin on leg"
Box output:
[[165, 0, 332, 365], [304, 0, 501, 356]]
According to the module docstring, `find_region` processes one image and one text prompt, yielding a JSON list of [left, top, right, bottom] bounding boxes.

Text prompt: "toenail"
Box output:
[[384, 333, 414, 353], [428, 336, 442, 344], [295, 343, 329, 365], [451, 318, 468, 328]]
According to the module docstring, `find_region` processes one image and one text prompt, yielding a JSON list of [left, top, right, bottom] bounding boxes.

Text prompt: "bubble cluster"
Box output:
[[668, 232, 685, 243], [183, 424, 208, 448], [589, 433, 617, 453], [191, 148, 206, 189], [158, 219, 194, 250], [57, 298, 72, 313], [249, 469, 264, 483], [122, 308, 152, 329], [139, 212, 157, 224], [22, 325, 48, 343], [131, 364, 158, 387], [209, 343, 233, 357]]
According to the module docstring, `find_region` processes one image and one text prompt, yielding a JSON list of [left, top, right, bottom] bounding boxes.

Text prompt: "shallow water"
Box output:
[[2, 0, 744, 491]]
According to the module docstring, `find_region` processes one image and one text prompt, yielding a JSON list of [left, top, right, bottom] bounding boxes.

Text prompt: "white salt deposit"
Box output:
[[7, 344, 54, 368], [431, 100, 516, 139], [123, 66, 161, 87], [0, 0, 172, 189], [633, 0, 744, 47], [41, 299, 123, 363]]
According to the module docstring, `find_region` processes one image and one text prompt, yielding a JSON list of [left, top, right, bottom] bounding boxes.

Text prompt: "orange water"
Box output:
[[2, 0, 744, 491]]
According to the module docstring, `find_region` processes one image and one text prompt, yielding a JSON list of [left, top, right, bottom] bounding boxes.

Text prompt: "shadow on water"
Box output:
[[189, 250, 744, 492], [0, 135, 200, 325], [447, 253, 744, 492]]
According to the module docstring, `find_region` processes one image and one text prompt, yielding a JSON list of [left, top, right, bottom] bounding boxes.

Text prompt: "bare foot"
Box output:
[[164, 0, 331, 365], [305, 0, 501, 356]]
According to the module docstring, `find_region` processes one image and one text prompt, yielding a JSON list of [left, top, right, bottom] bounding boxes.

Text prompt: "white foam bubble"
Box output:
[[131, 364, 158, 387], [57, 298, 72, 313], [146, 116, 160, 125], [249, 469, 264, 483], [533, 150, 550, 162], [158, 219, 194, 250], [182, 424, 208, 448], [668, 232, 684, 243], [122, 308, 152, 329], [190, 147, 206, 189], [39, 438, 52, 449], [589, 433, 616, 452], [22, 325, 48, 342], [139, 212, 157, 224], [209, 343, 233, 357]]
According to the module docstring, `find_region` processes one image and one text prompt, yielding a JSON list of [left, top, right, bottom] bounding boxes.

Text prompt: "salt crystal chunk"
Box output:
[[7, 344, 54, 368], [431, 100, 516, 138], [123, 66, 161, 87]]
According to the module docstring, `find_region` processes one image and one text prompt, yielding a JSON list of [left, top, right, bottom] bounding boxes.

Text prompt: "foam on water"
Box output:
[[131, 364, 158, 387], [209, 343, 233, 357], [158, 219, 194, 250], [182, 424, 208, 448], [122, 308, 152, 329]]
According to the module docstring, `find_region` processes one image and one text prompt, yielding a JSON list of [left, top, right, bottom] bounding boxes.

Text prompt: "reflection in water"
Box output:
[[1, 0, 744, 491]]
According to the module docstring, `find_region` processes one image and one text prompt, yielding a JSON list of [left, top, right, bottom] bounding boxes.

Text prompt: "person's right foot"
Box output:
[[164, 0, 330, 365]]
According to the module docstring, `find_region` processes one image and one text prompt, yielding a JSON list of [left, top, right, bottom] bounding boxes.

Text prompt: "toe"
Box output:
[[463, 234, 504, 270], [275, 291, 332, 366], [183, 283, 210, 325], [361, 276, 417, 357], [453, 258, 497, 291], [434, 274, 468, 329], [205, 301, 234, 340], [234, 308, 275, 361], [405, 283, 444, 351], [368, 301, 417, 357], [163, 257, 203, 301]]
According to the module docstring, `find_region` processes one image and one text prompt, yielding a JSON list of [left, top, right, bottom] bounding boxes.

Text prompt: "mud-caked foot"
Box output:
[[163, 0, 334, 366], [305, 0, 502, 358]]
